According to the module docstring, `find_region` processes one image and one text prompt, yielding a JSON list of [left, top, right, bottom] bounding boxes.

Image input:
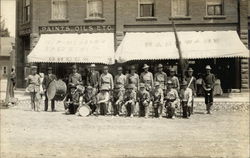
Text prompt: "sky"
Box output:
[[1, 0, 16, 37]]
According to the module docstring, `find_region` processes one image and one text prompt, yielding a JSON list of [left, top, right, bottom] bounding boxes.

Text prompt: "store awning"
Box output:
[[115, 31, 249, 63], [27, 33, 115, 64]]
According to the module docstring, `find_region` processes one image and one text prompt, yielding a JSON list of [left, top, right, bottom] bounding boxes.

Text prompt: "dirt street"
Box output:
[[0, 103, 249, 158]]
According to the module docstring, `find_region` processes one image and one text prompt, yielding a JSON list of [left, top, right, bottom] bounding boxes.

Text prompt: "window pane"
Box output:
[[52, 0, 67, 20], [214, 5, 222, 15], [172, 0, 187, 16], [207, 5, 215, 15], [140, 4, 154, 17], [88, 0, 103, 18]]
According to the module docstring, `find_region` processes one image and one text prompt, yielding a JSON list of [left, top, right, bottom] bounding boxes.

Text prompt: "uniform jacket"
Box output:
[[124, 90, 136, 104], [96, 91, 110, 103], [86, 70, 100, 88], [154, 72, 167, 89], [202, 73, 216, 89], [185, 76, 197, 94], [168, 76, 180, 90], [140, 71, 154, 89], [152, 88, 164, 104], [68, 73, 83, 86], [99, 73, 114, 90], [65, 92, 80, 105], [137, 90, 151, 103], [83, 92, 96, 104], [114, 74, 127, 89], [26, 74, 41, 92], [179, 88, 193, 107], [126, 73, 140, 90]]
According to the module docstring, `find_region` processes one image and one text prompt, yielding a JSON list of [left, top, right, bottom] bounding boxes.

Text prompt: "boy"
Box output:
[[82, 86, 97, 115], [137, 83, 151, 118], [113, 84, 125, 116], [123, 84, 137, 117], [152, 82, 164, 118], [179, 81, 193, 118], [64, 83, 81, 114], [96, 85, 110, 115]]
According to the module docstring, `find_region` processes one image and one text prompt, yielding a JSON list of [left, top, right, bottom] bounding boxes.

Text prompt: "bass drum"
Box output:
[[47, 79, 67, 101], [78, 105, 91, 117]]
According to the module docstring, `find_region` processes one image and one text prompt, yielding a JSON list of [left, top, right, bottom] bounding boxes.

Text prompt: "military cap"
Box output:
[[117, 67, 123, 71], [139, 83, 145, 88], [90, 64, 96, 68], [158, 64, 163, 68], [142, 64, 149, 69], [205, 65, 212, 70], [154, 82, 160, 87], [187, 67, 194, 72], [103, 66, 109, 70], [31, 66, 37, 69]]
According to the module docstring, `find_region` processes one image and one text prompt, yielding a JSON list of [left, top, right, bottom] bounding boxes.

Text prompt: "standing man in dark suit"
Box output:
[[42, 67, 57, 111], [86, 64, 100, 94]]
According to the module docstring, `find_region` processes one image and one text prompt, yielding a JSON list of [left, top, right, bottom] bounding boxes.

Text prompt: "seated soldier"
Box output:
[[179, 81, 193, 118], [64, 83, 81, 115], [164, 80, 180, 119], [123, 84, 137, 117], [82, 86, 97, 115], [137, 83, 151, 118], [113, 84, 125, 116], [96, 85, 110, 115], [152, 82, 164, 118]]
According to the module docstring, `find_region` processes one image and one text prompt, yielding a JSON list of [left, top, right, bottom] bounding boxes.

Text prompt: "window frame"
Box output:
[[86, 0, 104, 19], [206, 0, 224, 16], [51, 0, 68, 20], [138, 0, 155, 18], [23, 0, 30, 22], [171, 0, 189, 17]]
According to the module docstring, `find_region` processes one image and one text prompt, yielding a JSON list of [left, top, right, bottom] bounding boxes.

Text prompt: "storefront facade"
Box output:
[[16, 0, 249, 91]]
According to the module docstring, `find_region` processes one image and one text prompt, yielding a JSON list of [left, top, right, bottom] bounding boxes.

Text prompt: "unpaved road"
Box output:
[[1, 104, 249, 158]]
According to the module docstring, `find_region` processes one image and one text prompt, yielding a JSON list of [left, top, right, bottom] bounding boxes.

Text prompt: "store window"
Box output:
[[23, 0, 30, 22], [87, 0, 103, 18], [51, 0, 67, 20], [206, 0, 223, 16], [138, 0, 155, 17], [171, 0, 188, 16], [1, 66, 7, 76]]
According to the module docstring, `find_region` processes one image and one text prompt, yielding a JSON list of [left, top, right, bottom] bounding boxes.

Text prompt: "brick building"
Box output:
[[16, 0, 249, 92]]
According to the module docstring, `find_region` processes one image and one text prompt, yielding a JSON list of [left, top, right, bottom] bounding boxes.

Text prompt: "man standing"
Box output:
[[99, 66, 114, 90], [168, 68, 180, 91], [42, 67, 57, 111], [68, 64, 83, 86], [184, 67, 197, 114], [154, 64, 167, 90], [114, 67, 126, 90], [140, 64, 154, 92], [86, 64, 100, 94], [202, 65, 215, 114], [126, 65, 139, 91]]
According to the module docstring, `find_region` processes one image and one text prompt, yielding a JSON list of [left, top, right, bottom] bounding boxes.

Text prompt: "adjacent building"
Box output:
[[16, 0, 249, 92]]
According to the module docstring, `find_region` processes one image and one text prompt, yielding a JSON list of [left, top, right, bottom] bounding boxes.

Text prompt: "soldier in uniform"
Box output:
[[202, 65, 215, 114], [68, 64, 83, 86], [123, 84, 137, 117], [152, 82, 164, 118], [64, 83, 81, 115], [113, 84, 125, 116], [96, 85, 110, 115], [184, 67, 197, 114], [26, 66, 41, 112], [137, 83, 151, 118], [42, 67, 57, 112], [140, 64, 154, 92], [82, 86, 97, 115], [179, 81, 193, 118], [99, 66, 114, 90], [86, 64, 100, 94], [164, 80, 180, 119], [168, 67, 180, 91], [126, 65, 139, 91], [114, 66, 126, 91], [154, 64, 168, 90]]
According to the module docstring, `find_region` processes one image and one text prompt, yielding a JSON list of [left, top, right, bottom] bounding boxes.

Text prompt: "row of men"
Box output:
[[27, 63, 215, 117]]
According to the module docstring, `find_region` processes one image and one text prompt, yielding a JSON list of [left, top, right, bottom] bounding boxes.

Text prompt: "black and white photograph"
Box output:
[[0, 0, 249, 157]]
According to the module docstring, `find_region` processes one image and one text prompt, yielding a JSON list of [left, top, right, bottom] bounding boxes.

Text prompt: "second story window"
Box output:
[[23, 0, 30, 22], [139, 0, 155, 17], [171, 0, 188, 17], [87, 0, 103, 18], [206, 0, 223, 16], [51, 0, 67, 20]]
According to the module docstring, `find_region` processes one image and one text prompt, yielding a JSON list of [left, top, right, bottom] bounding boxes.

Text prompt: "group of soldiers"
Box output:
[[28, 63, 215, 119]]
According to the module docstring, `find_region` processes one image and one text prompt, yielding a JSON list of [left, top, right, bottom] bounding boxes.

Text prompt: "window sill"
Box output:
[[204, 15, 226, 19], [48, 19, 69, 23], [84, 18, 105, 22], [169, 16, 191, 20], [136, 17, 157, 21]]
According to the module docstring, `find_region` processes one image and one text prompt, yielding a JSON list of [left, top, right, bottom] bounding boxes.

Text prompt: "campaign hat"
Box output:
[[187, 67, 194, 72], [157, 64, 163, 68], [103, 66, 109, 70], [90, 64, 96, 68], [205, 65, 212, 70], [117, 67, 123, 71], [142, 64, 150, 69], [31, 66, 37, 69]]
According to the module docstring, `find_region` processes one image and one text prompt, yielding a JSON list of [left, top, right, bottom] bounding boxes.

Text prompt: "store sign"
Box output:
[[39, 25, 114, 33]]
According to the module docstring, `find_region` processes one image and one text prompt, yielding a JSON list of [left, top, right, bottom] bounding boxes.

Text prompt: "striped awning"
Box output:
[[27, 33, 115, 64], [115, 31, 249, 63]]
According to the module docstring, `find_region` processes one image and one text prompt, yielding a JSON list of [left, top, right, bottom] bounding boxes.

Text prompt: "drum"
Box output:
[[78, 105, 91, 117], [47, 79, 67, 101]]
